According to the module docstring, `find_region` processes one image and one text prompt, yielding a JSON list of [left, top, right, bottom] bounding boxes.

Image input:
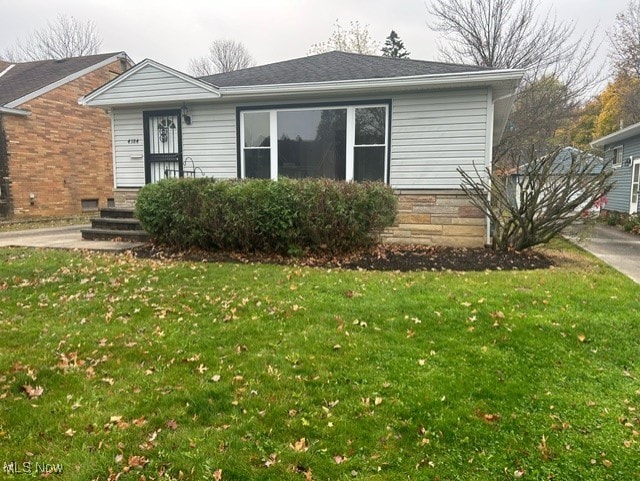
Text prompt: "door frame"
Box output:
[[630, 157, 640, 215], [143, 109, 183, 184]]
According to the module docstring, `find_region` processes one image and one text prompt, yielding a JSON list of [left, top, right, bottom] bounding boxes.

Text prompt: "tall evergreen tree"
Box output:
[[381, 30, 410, 58]]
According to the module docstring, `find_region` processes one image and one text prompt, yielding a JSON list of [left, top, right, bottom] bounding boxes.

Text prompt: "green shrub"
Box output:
[[135, 178, 397, 255], [606, 211, 622, 226], [623, 214, 640, 233]]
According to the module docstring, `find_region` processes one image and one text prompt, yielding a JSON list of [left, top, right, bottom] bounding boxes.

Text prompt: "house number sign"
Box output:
[[127, 139, 140, 144]]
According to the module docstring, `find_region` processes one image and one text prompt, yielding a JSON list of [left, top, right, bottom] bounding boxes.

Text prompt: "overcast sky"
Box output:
[[0, 0, 630, 79]]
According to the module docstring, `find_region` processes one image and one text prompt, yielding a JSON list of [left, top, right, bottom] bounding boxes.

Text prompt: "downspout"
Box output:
[[0, 115, 11, 217], [485, 89, 495, 246], [486, 89, 519, 246]]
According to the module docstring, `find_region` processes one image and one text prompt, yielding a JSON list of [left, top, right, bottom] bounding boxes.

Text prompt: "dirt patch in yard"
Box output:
[[132, 243, 554, 272]]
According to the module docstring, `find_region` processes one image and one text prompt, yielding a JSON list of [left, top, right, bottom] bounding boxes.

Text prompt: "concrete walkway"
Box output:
[[0, 224, 145, 251], [565, 223, 640, 284]]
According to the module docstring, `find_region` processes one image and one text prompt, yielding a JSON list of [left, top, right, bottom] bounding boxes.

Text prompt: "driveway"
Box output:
[[0, 225, 145, 251], [565, 223, 640, 284]]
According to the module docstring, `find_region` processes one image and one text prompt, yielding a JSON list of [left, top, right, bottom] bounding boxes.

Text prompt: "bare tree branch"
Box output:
[[610, 0, 640, 76], [459, 148, 612, 250], [188, 39, 255, 76], [308, 20, 380, 55], [2, 14, 101, 61]]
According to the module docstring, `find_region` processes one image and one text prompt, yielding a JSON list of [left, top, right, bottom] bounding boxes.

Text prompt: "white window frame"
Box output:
[[612, 145, 623, 168], [239, 103, 389, 183]]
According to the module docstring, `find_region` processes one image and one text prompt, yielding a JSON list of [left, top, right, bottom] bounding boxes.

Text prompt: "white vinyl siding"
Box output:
[[113, 108, 145, 187], [112, 104, 238, 187], [111, 88, 492, 190], [390, 89, 489, 189], [181, 103, 237, 179], [96, 64, 218, 105]]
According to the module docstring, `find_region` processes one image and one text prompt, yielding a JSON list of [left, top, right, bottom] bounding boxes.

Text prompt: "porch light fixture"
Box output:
[[181, 104, 191, 125]]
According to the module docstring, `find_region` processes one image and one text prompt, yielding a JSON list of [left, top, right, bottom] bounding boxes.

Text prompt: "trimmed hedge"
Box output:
[[135, 177, 397, 254]]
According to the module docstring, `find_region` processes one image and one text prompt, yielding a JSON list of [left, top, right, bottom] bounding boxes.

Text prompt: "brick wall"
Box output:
[[2, 59, 124, 218], [382, 191, 487, 247]]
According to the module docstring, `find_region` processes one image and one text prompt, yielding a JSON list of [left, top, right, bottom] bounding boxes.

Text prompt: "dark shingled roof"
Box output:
[[0, 52, 120, 106], [200, 51, 491, 88]]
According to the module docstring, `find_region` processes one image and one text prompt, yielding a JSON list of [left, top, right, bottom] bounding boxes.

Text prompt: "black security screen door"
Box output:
[[143, 110, 183, 184]]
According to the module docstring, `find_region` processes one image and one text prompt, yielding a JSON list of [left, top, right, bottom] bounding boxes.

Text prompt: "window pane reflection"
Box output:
[[277, 109, 347, 180], [355, 107, 385, 145]]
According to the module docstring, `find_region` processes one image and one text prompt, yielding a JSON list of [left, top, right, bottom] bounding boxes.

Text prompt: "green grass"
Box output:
[[0, 243, 639, 480]]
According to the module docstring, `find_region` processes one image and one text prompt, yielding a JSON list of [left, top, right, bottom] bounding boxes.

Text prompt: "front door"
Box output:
[[631, 159, 640, 214], [143, 110, 183, 184]]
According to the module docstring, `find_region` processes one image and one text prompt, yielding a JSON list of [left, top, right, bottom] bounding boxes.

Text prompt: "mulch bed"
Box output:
[[131, 243, 554, 272]]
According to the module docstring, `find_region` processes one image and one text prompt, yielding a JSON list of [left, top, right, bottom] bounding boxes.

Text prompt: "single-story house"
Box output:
[[0, 52, 131, 218], [591, 122, 640, 215], [80, 51, 524, 247]]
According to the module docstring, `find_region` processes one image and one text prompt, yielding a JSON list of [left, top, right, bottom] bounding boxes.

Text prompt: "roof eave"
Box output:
[[81, 92, 223, 107], [591, 121, 640, 148], [0, 106, 30, 116], [5, 53, 128, 109], [217, 69, 526, 99]]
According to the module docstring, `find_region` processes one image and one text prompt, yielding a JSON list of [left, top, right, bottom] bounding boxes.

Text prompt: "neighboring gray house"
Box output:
[[507, 147, 605, 213], [80, 51, 523, 247], [592, 122, 640, 215]]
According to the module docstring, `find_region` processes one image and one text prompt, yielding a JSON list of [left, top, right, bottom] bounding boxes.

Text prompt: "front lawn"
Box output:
[[0, 244, 638, 480]]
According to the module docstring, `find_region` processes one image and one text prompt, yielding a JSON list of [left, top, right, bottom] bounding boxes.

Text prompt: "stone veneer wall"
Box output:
[[114, 188, 139, 209], [117, 187, 488, 247], [381, 190, 487, 247]]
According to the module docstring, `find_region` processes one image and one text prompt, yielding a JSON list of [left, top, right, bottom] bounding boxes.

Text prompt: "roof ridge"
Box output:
[[324, 50, 490, 70]]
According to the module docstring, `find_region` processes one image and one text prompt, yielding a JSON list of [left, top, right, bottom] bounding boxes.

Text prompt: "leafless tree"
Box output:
[[188, 39, 255, 76], [459, 148, 612, 250], [427, 0, 608, 250], [2, 14, 102, 61], [428, 0, 599, 160], [610, 0, 640, 76], [308, 20, 380, 55]]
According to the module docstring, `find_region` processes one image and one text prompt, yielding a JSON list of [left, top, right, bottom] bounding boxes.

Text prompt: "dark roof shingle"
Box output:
[[199, 51, 491, 88], [0, 52, 121, 106]]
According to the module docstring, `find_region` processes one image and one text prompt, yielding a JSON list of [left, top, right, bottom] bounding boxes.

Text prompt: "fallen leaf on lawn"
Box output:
[[213, 469, 223, 480], [602, 459, 613, 467], [127, 455, 149, 468], [211, 374, 221, 382], [374, 396, 383, 406], [196, 364, 208, 374], [22, 385, 44, 399], [64, 428, 76, 437], [166, 419, 178, 430], [291, 438, 308, 452], [263, 453, 277, 468], [132, 416, 147, 427], [578, 334, 586, 343], [333, 454, 347, 464]]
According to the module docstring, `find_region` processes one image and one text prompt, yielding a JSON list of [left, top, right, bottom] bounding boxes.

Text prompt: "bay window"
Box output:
[[240, 102, 389, 182]]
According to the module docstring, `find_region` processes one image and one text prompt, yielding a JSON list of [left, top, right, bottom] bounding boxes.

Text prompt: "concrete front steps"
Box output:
[[81, 208, 150, 242]]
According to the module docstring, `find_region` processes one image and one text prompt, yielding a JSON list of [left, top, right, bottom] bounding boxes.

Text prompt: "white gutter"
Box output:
[[0, 63, 15, 78], [0, 106, 30, 116], [218, 69, 526, 99], [591, 121, 640, 148]]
